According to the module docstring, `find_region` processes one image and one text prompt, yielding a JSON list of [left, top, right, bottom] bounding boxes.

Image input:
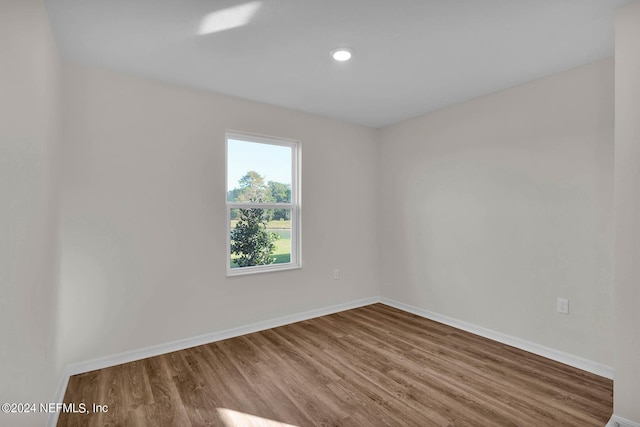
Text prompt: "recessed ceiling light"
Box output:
[[330, 47, 353, 62]]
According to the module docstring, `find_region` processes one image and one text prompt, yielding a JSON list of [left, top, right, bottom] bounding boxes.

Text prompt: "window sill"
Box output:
[[226, 264, 302, 277]]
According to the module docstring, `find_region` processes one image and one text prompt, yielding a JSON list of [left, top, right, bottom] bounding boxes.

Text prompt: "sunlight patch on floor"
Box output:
[[217, 408, 299, 427]]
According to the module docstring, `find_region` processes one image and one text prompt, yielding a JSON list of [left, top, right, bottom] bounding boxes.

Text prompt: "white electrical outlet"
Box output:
[[557, 298, 569, 314], [333, 269, 339, 280]]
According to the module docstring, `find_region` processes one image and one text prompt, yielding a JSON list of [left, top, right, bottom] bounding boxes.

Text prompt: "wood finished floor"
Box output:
[[57, 304, 612, 426]]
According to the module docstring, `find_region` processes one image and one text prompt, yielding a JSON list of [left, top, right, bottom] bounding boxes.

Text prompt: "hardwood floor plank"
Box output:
[[142, 356, 192, 426], [57, 304, 612, 426], [123, 360, 154, 408]]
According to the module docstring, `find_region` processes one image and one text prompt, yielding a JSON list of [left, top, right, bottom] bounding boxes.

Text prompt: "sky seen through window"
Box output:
[[227, 139, 292, 191]]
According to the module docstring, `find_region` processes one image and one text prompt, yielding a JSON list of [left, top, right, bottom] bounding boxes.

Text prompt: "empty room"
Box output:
[[2, 0, 640, 426]]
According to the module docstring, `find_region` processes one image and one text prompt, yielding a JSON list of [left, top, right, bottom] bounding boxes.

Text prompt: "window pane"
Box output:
[[227, 139, 292, 203], [230, 208, 292, 268]]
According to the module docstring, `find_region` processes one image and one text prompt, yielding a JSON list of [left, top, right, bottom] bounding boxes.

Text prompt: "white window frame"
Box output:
[[226, 131, 301, 276]]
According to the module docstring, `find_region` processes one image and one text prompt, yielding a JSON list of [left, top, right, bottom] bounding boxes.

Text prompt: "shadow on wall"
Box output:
[[56, 217, 140, 365]]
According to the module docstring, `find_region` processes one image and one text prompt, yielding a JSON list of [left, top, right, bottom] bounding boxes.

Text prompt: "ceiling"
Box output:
[[45, 0, 630, 128]]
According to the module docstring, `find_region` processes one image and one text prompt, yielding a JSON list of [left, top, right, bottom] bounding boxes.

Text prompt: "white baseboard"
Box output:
[[65, 296, 378, 376], [607, 415, 640, 427], [378, 297, 614, 380], [47, 371, 69, 427], [49, 295, 616, 426]]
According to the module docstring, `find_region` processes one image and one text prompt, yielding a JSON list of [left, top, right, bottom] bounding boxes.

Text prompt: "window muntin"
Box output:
[[226, 132, 300, 275]]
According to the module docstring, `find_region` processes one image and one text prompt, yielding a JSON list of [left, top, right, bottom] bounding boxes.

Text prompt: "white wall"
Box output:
[[0, 0, 61, 425], [613, 1, 640, 423], [377, 59, 614, 366], [57, 63, 379, 365]]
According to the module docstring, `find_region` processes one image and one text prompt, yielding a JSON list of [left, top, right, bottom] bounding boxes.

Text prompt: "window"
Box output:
[[226, 132, 301, 275]]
